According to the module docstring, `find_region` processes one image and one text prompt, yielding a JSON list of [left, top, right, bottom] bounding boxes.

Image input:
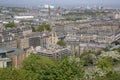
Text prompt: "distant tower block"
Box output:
[[48, 0, 55, 16], [115, 12, 120, 19], [16, 28, 20, 49], [56, 7, 60, 16], [48, 6, 51, 16]]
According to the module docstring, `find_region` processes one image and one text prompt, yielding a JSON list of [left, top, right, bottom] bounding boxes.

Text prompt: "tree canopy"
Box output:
[[57, 40, 66, 47], [0, 48, 120, 80], [5, 22, 16, 28], [37, 23, 52, 32], [31, 26, 36, 32], [21, 54, 84, 80]]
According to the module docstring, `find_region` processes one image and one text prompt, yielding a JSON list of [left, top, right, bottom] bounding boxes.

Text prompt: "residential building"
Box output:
[[19, 37, 29, 49], [0, 47, 30, 68], [26, 32, 58, 48], [0, 49, 11, 68], [35, 46, 73, 59]]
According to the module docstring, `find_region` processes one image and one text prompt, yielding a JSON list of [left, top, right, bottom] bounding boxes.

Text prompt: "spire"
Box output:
[[48, 6, 51, 17], [16, 28, 20, 49]]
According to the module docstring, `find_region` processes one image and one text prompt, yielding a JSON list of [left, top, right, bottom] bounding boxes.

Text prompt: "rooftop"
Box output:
[[0, 47, 25, 58], [35, 45, 65, 54], [0, 49, 7, 54]]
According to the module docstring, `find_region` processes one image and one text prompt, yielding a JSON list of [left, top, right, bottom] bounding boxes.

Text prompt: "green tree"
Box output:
[[55, 55, 85, 80], [97, 57, 113, 70], [116, 47, 120, 53], [80, 51, 97, 66], [0, 68, 32, 80], [94, 71, 120, 80], [21, 54, 85, 80], [22, 54, 55, 71], [22, 54, 55, 80], [31, 26, 36, 32], [5, 22, 16, 28], [57, 40, 66, 47], [37, 23, 51, 32]]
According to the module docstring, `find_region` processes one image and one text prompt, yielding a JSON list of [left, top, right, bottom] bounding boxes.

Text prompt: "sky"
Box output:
[[0, 0, 120, 8]]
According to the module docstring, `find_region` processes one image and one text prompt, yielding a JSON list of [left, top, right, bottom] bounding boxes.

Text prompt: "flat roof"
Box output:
[[0, 49, 7, 54], [0, 47, 25, 58]]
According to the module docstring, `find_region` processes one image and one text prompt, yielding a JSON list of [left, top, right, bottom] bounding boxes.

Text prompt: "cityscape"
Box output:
[[0, 0, 120, 80]]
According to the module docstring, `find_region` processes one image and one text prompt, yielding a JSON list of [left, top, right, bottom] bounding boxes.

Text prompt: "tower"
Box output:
[[48, 6, 51, 17], [56, 7, 60, 16], [16, 28, 21, 49]]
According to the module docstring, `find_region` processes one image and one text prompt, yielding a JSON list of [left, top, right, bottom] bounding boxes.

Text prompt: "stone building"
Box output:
[[35, 46, 73, 59], [0, 47, 30, 68], [26, 32, 58, 48]]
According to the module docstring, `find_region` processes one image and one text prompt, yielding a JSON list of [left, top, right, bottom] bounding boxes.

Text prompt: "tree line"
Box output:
[[0, 48, 120, 80]]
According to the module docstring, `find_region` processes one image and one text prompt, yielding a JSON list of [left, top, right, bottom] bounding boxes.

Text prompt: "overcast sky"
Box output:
[[0, 0, 120, 8]]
